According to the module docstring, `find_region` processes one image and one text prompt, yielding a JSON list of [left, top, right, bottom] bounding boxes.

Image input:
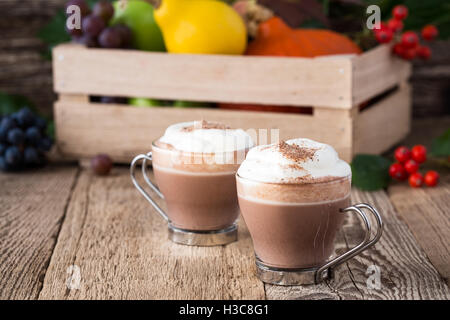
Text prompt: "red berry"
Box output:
[[417, 46, 431, 60], [401, 47, 417, 60], [421, 25, 438, 41], [404, 159, 419, 174], [375, 28, 393, 44], [394, 146, 411, 163], [424, 170, 439, 187], [392, 5, 408, 20], [411, 145, 427, 164], [374, 21, 388, 31], [389, 163, 408, 181], [393, 43, 406, 57], [401, 31, 419, 49], [409, 172, 423, 188], [388, 19, 404, 32]]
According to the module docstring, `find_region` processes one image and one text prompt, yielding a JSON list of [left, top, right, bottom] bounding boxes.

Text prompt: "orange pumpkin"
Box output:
[[219, 17, 361, 113], [246, 16, 362, 57]]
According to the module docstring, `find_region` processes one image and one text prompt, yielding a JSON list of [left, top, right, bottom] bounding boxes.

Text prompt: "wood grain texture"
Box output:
[[353, 83, 411, 155], [388, 176, 450, 286], [352, 45, 412, 106], [0, 0, 66, 117], [53, 44, 354, 108], [39, 168, 265, 300], [54, 101, 355, 162], [0, 165, 78, 300], [266, 189, 450, 300]]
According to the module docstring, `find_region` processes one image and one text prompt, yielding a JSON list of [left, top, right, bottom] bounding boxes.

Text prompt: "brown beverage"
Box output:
[[131, 120, 254, 245], [237, 175, 351, 268], [237, 138, 382, 280], [152, 142, 243, 231]]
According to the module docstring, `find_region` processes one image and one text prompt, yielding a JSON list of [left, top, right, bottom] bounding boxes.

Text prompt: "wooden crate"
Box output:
[[53, 43, 412, 163]]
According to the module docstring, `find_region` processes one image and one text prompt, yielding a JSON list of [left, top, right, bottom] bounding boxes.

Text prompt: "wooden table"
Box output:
[[1, 118, 449, 300]]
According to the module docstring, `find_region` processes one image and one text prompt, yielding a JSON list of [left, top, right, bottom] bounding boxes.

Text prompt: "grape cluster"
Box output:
[[0, 108, 53, 172], [66, 0, 132, 49]]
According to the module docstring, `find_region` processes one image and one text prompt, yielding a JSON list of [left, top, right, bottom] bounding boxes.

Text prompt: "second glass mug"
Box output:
[[236, 174, 383, 285], [130, 142, 247, 246]]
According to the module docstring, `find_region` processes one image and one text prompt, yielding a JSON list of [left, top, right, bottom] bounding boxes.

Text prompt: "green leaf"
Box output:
[[351, 154, 391, 191], [431, 128, 450, 157], [0, 92, 35, 115]]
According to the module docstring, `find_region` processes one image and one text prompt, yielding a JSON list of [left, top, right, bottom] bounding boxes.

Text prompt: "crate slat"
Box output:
[[53, 44, 353, 109], [54, 102, 354, 162], [352, 45, 411, 106], [353, 83, 411, 155]]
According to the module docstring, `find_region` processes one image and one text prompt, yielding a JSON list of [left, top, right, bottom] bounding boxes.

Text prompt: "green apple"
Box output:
[[129, 97, 163, 107], [173, 100, 212, 108], [111, 0, 166, 51]]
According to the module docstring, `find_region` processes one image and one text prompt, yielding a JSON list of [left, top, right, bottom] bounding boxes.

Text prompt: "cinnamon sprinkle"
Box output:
[[181, 120, 231, 132], [277, 141, 317, 162]]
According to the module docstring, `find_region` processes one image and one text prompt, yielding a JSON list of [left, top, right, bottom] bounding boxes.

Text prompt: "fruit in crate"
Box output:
[[65, 0, 133, 49], [154, 0, 247, 54], [246, 17, 361, 57], [220, 16, 361, 113], [232, 0, 273, 38], [173, 101, 212, 108], [0, 108, 53, 172], [128, 97, 163, 107], [111, 0, 165, 51]]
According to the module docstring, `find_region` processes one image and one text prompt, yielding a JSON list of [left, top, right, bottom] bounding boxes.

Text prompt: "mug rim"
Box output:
[[151, 140, 252, 156]]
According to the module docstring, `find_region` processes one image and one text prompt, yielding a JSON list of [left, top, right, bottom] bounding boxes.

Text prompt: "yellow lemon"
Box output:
[[154, 0, 247, 55]]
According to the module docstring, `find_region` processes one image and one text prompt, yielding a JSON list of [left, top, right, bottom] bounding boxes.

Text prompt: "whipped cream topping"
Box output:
[[237, 138, 351, 183], [158, 120, 254, 153]]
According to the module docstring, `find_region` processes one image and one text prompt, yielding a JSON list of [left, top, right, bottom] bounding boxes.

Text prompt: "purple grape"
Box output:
[[66, 24, 83, 37], [15, 107, 34, 128], [0, 156, 8, 171], [24, 147, 40, 165], [93, 0, 115, 22], [82, 14, 106, 38], [5, 146, 22, 167], [0, 117, 17, 142], [75, 34, 98, 48], [113, 24, 133, 48], [38, 138, 53, 152], [98, 27, 122, 48], [7, 128, 25, 145], [91, 154, 113, 176], [26, 127, 42, 146], [65, 0, 91, 17], [100, 96, 128, 104]]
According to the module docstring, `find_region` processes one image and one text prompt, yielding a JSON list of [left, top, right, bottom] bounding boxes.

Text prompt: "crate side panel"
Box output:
[[54, 102, 354, 163], [53, 44, 353, 108], [353, 84, 411, 155], [352, 45, 412, 105]]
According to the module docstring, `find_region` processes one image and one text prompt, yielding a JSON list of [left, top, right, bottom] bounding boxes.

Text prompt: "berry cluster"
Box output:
[[0, 108, 53, 172], [66, 0, 132, 49], [373, 5, 439, 61], [389, 145, 439, 188]]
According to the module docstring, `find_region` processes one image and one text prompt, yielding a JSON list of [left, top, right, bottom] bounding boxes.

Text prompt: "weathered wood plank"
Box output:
[[39, 168, 265, 300], [352, 45, 411, 106], [0, 165, 79, 300], [53, 44, 354, 108], [266, 189, 450, 300], [388, 176, 450, 286]]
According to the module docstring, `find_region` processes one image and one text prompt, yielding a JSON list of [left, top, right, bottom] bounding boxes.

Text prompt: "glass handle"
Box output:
[[130, 153, 169, 222], [315, 203, 383, 283]]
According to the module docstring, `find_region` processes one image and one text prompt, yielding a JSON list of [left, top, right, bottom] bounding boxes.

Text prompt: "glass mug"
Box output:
[[236, 174, 383, 285], [130, 142, 248, 246]]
